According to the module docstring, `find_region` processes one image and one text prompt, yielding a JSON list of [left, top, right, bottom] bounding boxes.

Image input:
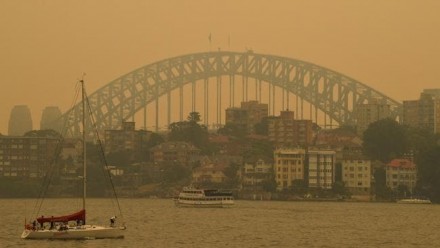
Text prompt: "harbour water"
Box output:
[[1, 198, 439, 248]]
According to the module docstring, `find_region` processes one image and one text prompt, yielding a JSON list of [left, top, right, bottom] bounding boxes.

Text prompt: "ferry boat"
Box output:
[[174, 186, 234, 208]]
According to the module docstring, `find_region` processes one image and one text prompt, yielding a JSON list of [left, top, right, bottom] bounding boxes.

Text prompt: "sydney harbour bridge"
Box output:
[[60, 51, 402, 136]]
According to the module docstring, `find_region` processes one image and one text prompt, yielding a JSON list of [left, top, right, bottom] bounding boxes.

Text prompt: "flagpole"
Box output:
[[208, 33, 212, 51]]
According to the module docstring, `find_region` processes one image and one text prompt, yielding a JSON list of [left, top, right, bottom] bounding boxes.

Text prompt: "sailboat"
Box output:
[[21, 79, 126, 239]]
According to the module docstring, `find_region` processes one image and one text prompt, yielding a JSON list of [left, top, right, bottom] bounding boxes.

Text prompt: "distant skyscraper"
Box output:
[[40, 106, 62, 132], [8, 105, 33, 136]]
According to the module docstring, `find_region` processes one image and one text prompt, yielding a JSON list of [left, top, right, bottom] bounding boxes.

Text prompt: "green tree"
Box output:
[[220, 162, 240, 188], [224, 162, 240, 179], [148, 132, 165, 146], [187, 111, 201, 122], [416, 144, 440, 203], [262, 176, 278, 192], [217, 123, 247, 138], [290, 179, 308, 195], [141, 132, 164, 161], [168, 112, 209, 152], [372, 166, 393, 200], [362, 118, 407, 162], [396, 184, 410, 198], [82, 142, 109, 196], [332, 181, 349, 197], [405, 126, 437, 157], [161, 162, 192, 184], [106, 150, 133, 167]]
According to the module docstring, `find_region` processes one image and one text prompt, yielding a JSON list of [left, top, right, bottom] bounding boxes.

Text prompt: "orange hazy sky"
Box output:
[[1, 0, 439, 134]]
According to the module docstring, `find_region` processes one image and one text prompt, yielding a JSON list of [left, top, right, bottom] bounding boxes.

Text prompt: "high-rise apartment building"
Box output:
[[403, 89, 440, 134], [341, 157, 371, 196], [402, 100, 419, 128], [307, 149, 336, 189], [104, 122, 152, 154], [268, 110, 313, 148], [0, 136, 59, 177], [274, 148, 306, 190], [225, 101, 268, 134], [354, 99, 391, 136], [274, 148, 336, 191], [8, 105, 33, 136]]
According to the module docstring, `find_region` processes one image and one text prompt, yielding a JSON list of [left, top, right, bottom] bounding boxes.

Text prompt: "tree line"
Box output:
[[362, 118, 440, 202]]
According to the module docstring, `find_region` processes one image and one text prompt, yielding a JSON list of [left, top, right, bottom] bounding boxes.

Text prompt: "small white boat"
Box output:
[[174, 186, 234, 208], [396, 198, 432, 204]]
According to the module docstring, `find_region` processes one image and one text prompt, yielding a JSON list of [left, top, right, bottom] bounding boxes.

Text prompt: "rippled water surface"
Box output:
[[1, 199, 439, 248]]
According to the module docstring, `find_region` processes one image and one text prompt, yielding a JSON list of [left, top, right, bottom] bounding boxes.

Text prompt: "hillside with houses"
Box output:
[[1, 93, 440, 203]]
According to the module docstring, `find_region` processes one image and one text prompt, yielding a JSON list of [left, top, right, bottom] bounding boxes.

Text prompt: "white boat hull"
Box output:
[[21, 225, 125, 239], [397, 198, 432, 204], [174, 199, 234, 208]]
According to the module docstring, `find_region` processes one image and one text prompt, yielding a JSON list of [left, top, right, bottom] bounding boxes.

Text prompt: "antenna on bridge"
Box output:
[[78, 73, 86, 83]]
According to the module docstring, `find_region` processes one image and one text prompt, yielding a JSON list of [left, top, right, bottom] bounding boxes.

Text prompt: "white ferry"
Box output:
[[174, 186, 234, 208]]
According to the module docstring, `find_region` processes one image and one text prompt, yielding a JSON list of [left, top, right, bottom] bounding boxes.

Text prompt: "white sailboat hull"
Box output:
[[396, 198, 432, 204], [21, 225, 125, 239]]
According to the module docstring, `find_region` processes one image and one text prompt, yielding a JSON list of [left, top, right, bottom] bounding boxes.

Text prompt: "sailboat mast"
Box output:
[[81, 79, 87, 211]]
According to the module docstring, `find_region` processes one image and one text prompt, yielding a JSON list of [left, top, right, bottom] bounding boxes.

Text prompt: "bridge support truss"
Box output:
[[60, 51, 402, 136]]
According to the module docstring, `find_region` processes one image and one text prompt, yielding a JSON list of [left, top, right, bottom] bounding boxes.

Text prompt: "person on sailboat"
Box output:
[[110, 216, 116, 227], [50, 217, 54, 230]]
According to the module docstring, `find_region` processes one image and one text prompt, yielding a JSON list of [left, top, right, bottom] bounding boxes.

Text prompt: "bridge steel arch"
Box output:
[[61, 51, 402, 136]]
